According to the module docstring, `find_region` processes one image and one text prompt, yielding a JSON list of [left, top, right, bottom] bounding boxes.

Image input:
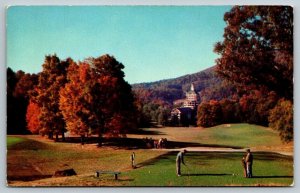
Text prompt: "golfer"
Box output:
[[245, 149, 253, 178], [131, 152, 135, 168], [176, 149, 187, 176]]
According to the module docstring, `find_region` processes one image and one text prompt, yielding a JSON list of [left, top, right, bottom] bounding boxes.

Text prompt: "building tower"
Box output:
[[183, 83, 198, 109]]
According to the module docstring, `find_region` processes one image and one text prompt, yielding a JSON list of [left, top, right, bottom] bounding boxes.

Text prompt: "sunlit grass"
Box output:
[[7, 123, 293, 186], [125, 151, 293, 186], [197, 124, 282, 148], [7, 136, 26, 147]]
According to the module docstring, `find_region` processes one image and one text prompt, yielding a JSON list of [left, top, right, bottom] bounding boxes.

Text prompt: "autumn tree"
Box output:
[[269, 99, 293, 143], [59, 54, 137, 145], [7, 68, 39, 134], [219, 99, 241, 123], [88, 55, 137, 143], [26, 100, 41, 134], [14, 73, 39, 99], [214, 6, 293, 100], [59, 62, 92, 143], [34, 55, 71, 140], [197, 100, 222, 127]]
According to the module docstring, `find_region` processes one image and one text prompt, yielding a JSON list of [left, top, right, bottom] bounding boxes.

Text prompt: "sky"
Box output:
[[7, 6, 231, 84]]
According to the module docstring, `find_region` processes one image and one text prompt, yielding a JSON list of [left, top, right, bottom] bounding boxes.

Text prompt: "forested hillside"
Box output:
[[132, 66, 236, 105]]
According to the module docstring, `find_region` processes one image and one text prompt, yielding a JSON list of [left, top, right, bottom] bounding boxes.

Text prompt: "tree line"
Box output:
[[204, 6, 293, 143], [7, 6, 293, 144], [8, 54, 138, 144], [133, 6, 293, 143]]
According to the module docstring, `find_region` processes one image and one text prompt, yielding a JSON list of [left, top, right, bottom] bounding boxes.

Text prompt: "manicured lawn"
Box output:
[[131, 124, 290, 150], [7, 135, 165, 185], [125, 151, 293, 186], [7, 123, 293, 186], [196, 124, 283, 148]]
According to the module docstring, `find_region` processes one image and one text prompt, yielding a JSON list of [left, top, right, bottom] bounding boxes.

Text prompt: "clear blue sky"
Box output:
[[7, 6, 231, 84]]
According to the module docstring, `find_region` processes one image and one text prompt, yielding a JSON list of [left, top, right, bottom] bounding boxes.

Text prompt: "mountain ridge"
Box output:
[[131, 65, 233, 105]]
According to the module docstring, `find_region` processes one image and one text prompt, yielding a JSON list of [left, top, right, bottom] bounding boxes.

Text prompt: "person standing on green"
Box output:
[[176, 149, 187, 176], [245, 149, 253, 178]]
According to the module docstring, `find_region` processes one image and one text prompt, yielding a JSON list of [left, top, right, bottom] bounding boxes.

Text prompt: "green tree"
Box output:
[[214, 6, 293, 100]]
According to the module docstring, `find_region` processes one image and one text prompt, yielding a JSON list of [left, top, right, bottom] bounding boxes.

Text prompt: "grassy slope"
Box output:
[[7, 136, 26, 147], [196, 124, 285, 148], [129, 123, 292, 151], [7, 124, 294, 186]]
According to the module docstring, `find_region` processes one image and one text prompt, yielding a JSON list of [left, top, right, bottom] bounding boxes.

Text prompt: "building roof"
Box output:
[[186, 83, 197, 95]]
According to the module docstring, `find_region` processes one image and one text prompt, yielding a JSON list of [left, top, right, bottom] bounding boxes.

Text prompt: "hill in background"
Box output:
[[132, 66, 236, 105]]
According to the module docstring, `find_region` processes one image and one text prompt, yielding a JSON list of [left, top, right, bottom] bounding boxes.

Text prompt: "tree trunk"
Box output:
[[61, 131, 65, 142], [48, 132, 53, 139], [55, 133, 59, 141], [98, 130, 102, 147], [81, 135, 85, 145]]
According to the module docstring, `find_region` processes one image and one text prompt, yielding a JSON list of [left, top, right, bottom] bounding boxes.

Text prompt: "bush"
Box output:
[[197, 100, 222, 127], [268, 99, 293, 143]]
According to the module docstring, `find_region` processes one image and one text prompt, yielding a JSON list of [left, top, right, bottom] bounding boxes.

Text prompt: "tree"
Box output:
[[268, 99, 293, 143], [157, 107, 170, 126], [26, 101, 41, 134], [7, 68, 39, 134], [89, 55, 137, 143], [220, 99, 241, 123], [197, 100, 222, 127], [34, 55, 71, 140], [14, 73, 39, 99], [7, 68, 21, 134], [59, 63, 91, 143], [7, 68, 18, 96], [59, 55, 137, 145], [214, 6, 293, 100]]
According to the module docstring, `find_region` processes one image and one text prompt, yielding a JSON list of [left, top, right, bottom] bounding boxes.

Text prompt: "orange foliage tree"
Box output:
[[59, 63, 91, 140], [59, 55, 137, 145], [26, 100, 41, 134], [33, 55, 72, 140]]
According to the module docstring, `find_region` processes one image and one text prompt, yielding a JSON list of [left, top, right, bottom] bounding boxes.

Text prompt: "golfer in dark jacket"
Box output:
[[176, 149, 187, 176], [245, 149, 253, 178]]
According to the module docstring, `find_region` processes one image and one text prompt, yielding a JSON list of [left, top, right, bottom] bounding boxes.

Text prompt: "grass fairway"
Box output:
[[126, 151, 293, 186], [7, 136, 26, 147], [196, 124, 283, 148], [7, 123, 293, 186]]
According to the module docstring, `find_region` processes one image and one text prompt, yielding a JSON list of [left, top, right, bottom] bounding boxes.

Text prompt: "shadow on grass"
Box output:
[[167, 141, 242, 149], [135, 151, 176, 168], [182, 173, 232, 177], [252, 152, 293, 161], [252, 175, 293, 179], [56, 137, 243, 150], [127, 127, 165, 135], [135, 151, 293, 169], [7, 175, 53, 181], [116, 179, 135, 182]]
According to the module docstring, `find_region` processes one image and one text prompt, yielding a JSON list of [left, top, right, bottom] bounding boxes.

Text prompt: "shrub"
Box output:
[[268, 99, 293, 143]]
